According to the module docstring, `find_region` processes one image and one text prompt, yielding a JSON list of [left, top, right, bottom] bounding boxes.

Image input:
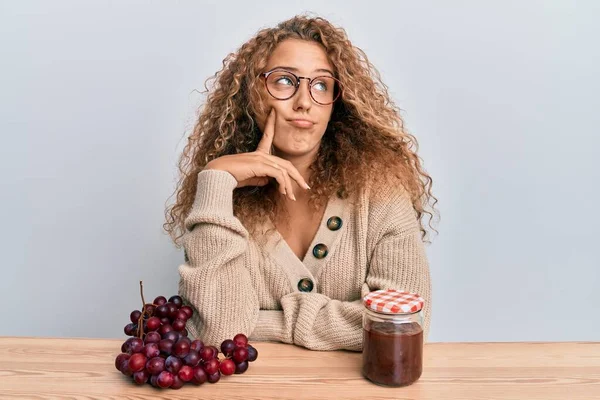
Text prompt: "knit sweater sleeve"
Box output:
[[250, 186, 432, 352], [178, 169, 259, 346]]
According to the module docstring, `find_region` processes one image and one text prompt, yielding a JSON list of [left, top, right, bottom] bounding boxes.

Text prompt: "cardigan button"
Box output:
[[312, 243, 328, 259], [326, 216, 343, 231], [297, 278, 314, 292]]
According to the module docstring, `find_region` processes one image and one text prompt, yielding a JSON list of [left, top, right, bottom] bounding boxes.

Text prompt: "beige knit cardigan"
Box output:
[[178, 169, 432, 351]]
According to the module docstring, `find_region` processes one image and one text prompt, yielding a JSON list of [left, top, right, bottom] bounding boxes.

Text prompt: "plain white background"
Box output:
[[1, 0, 598, 342]]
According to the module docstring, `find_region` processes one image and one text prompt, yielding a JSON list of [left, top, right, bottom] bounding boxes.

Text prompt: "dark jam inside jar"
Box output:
[[362, 320, 423, 387]]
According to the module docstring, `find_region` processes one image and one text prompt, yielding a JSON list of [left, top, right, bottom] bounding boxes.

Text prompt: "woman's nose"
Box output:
[[293, 78, 312, 109]]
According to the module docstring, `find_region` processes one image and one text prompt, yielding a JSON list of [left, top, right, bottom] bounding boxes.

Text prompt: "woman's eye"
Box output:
[[275, 77, 294, 86], [313, 81, 328, 92]]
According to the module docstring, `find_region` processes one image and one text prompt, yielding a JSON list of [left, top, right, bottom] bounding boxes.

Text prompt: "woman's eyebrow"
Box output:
[[271, 65, 334, 76]]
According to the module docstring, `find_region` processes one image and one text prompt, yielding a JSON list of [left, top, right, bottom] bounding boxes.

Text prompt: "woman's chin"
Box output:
[[274, 144, 314, 158], [273, 130, 322, 158]]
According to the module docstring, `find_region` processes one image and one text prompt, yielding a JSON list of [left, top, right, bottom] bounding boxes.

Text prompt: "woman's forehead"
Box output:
[[265, 39, 334, 74]]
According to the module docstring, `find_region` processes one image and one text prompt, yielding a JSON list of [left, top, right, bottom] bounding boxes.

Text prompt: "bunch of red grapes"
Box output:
[[114, 282, 258, 389]]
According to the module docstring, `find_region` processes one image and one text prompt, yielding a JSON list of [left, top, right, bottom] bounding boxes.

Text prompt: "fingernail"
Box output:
[[291, 194, 297, 201], [304, 183, 311, 190]]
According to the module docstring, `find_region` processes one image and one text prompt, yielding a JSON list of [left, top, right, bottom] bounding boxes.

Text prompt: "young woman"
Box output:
[[164, 14, 438, 351]]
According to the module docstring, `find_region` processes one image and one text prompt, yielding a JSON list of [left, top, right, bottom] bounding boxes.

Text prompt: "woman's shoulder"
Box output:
[[357, 172, 413, 209], [354, 174, 420, 236]]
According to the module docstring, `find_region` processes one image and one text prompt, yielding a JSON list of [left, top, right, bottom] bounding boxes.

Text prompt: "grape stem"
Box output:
[[136, 281, 161, 339], [138, 280, 146, 339]]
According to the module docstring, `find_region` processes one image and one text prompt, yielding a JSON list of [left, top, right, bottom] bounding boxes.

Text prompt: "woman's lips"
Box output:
[[288, 119, 315, 128]]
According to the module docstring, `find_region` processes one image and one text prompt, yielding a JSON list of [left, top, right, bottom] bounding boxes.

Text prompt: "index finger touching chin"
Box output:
[[256, 108, 276, 153]]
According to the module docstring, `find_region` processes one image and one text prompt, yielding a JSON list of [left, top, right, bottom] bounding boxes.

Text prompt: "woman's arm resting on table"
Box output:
[[178, 169, 260, 346], [250, 196, 432, 352]]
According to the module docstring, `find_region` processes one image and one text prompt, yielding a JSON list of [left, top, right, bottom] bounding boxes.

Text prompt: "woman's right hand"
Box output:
[[204, 108, 310, 201]]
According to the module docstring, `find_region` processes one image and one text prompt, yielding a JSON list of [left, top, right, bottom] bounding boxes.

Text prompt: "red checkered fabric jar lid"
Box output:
[[363, 289, 424, 314]]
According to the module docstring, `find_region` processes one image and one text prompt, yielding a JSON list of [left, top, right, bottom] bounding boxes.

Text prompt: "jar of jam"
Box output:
[[362, 289, 425, 387]]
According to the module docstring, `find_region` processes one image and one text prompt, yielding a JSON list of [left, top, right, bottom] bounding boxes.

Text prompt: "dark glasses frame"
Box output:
[[259, 68, 342, 105]]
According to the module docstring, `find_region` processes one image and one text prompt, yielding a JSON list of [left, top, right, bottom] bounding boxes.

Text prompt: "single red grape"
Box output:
[[115, 353, 130, 371], [172, 319, 186, 332], [127, 338, 144, 354], [145, 356, 165, 375], [162, 331, 179, 342], [165, 355, 183, 374], [207, 371, 221, 383], [121, 338, 135, 353], [165, 303, 178, 319], [143, 343, 160, 358], [132, 369, 149, 385], [233, 346, 248, 363], [191, 366, 207, 385], [149, 374, 159, 387], [234, 360, 249, 374], [158, 339, 174, 356], [203, 358, 220, 375], [247, 345, 258, 362], [178, 365, 194, 382], [144, 331, 161, 344], [183, 350, 200, 367], [160, 317, 170, 325], [124, 323, 137, 336], [128, 353, 147, 373], [168, 295, 183, 308], [220, 339, 235, 357], [156, 370, 174, 388], [173, 339, 190, 358], [190, 339, 204, 353], [143, 304, 156, 316], [170, 375, 184, 389], [146, 317, 161, 331], [155, 305, 169, 318], [200, 346, 214, 361], [119, 359, 133, 376], [158, 324, 173, 336], [130, 310, 142, 323], [233, 333, 248, 348], [175, 310, 188, 321], [153, 296, 167, 306], [219, 359, 235, 376], [180, 305, 193, 319]]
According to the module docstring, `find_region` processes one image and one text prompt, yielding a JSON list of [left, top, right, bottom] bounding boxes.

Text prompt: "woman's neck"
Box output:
[[272, 147, 318, 191], [271, 147, 324, 227]]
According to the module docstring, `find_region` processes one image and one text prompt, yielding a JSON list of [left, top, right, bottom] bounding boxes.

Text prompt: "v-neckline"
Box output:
[[260, 192, 350, 292], [275, 196, 331, 263]]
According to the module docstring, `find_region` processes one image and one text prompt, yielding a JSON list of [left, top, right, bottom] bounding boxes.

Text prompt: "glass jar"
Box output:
[[362, 289, 425, 387]]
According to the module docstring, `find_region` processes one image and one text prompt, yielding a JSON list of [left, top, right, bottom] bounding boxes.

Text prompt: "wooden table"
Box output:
[[0, 337, 598, 399]]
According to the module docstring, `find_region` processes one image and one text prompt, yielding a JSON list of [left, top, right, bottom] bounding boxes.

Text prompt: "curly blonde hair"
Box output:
[[164, 13, 438, 246]]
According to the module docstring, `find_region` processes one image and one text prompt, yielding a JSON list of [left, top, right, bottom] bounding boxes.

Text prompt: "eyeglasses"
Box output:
[[260, 68, 342, 105]]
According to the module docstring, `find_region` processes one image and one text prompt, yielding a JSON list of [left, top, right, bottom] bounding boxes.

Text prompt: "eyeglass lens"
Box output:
[[266, 71, 338, 105]]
